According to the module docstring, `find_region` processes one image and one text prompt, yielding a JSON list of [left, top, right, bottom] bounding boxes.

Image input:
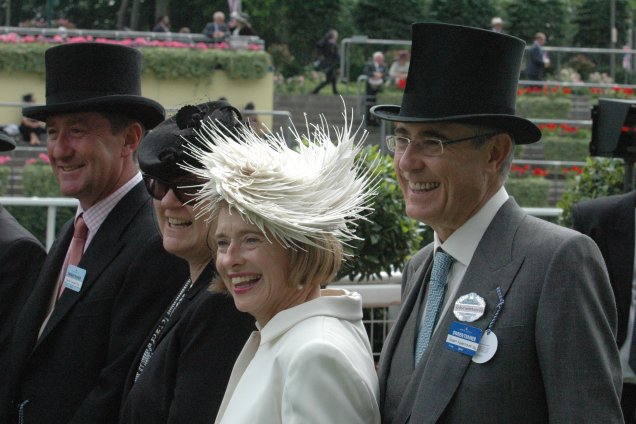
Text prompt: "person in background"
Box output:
[[202, 11, 229, 42], [363, 51, 387, 127], [242, 101, 266, 136], [388, 50, 410, 89], [572, 192, 636, 423], [19, 94, 45, 146], [372, 22, 622, 423], [231, 12, 256, 37], [153, 15, 170, 33], [1, 43, 188, 424], [119, 101, 254, 424], [526, 32, 549, 81], [311, 29, 340, 95], [490, 16, 504, 33], [0, 133, 46, 391], [186, 112, 380, 423]]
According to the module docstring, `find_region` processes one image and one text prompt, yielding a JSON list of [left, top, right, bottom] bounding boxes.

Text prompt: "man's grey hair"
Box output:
[[471, 125, 514, 181]]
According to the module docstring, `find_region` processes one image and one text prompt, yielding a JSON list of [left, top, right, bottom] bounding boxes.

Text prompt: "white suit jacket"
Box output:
[[216, 289, 380, 424]]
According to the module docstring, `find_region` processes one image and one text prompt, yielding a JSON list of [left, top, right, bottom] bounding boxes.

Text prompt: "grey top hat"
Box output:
[[23, 43, 165, 129], [371, 22, 541, 144]]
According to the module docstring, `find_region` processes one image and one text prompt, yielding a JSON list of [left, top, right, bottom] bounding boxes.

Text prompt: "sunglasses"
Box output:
[[142, 174, 201, 204]]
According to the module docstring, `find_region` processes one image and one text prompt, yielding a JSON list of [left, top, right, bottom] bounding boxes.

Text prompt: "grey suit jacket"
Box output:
[[379, 199, 623, 423]]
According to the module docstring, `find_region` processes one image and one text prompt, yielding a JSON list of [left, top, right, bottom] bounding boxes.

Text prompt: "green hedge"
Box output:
[[505, 177, 551, 207], [377, 91, 403, 107], [5, 164, 74, 244], [338, 146, 427, 281], [557, 157, 625, 227], [515, 96, 571, 119], [541, 137, 590, 162], [0, 165, 9, 195], [0, 43, 271, 81]]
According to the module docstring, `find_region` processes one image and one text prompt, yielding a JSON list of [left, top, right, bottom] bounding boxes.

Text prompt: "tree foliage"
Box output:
[[505, 0, 570, 46], [4, 0, 636, 79], [428, 0, 497, 29], [352, 0, 425, 40], [572, 0, 632, 48]]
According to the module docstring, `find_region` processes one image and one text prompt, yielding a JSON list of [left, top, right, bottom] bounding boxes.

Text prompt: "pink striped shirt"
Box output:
[[75, 172, 144, 250]]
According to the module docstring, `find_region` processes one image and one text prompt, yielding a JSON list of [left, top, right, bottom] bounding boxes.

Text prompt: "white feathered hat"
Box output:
[[181, 110, 377, 251]]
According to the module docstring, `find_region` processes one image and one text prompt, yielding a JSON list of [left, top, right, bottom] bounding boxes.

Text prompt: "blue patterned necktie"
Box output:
[[415, 250, 454, 365]]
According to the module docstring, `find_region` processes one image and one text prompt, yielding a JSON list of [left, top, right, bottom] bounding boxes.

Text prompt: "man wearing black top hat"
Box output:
[[0, 134, 46, 385], [1, 43, 187, 424], [373, 23, 622, 423]]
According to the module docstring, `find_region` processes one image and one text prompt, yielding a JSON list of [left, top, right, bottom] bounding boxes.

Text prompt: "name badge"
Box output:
[[63, 265, 86, 292], [453, 292, 486, 322], [446, 321, 483, 357]]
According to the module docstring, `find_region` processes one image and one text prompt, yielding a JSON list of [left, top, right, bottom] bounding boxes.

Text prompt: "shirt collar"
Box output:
[[434, 186, 509, 267], [76, 172, 143, 245]]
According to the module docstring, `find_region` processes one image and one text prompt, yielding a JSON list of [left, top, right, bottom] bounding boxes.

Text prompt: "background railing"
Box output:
[[0, 26, 266, 50], [0, 198, 564, 360], [340, 36, 636, 91]]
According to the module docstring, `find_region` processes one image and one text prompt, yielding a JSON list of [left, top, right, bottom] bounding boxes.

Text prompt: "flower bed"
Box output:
[[505, 164, 551, 207]]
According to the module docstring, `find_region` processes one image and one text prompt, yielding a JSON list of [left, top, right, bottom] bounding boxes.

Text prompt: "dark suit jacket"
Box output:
[[363, 60, 387, 95], [379, 199, 623, 423], [572, 190, 636, 347], [526, 41, 545, 80], [119, 262, 254, 424], [1, 181, 188, 424], [0, 205, 45, 372]]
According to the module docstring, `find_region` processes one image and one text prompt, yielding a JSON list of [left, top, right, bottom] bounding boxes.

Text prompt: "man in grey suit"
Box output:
[[371, 23, 623, 423]]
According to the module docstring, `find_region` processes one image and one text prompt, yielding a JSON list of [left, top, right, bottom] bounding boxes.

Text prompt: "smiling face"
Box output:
[[393, 122, 510, 241], [215, 205, 309, 327], [153, 185, 213, 269], [46, 111, 140, 209]]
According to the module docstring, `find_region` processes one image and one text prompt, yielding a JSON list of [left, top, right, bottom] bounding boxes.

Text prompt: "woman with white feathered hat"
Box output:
[[183, 113, 381, 423]]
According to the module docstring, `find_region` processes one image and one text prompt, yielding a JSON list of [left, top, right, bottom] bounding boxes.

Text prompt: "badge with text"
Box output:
[[63, 265, 86, 292], [472, 330, 498, 364], [446, 321, 483, 357], [453, 292, 486, 322]]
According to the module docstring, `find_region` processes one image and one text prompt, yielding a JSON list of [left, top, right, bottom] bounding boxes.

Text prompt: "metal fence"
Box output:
[[340, 36, 636, 91], [0, 196, 564, 358]]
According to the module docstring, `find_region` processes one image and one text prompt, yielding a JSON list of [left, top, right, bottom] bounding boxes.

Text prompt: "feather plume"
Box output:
[[180, 103, 378, 251]]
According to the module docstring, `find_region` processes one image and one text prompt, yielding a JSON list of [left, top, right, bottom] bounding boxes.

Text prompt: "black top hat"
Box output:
[[23, 43, 165, 129], [371, 23, 541, 144], [0, 133, 15, 152], [138, 100, 243, 181]]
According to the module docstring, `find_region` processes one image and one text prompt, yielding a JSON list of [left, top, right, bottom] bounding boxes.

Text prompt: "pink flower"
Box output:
[[38, 153, 50, 163], [0, 155, 11, 164]]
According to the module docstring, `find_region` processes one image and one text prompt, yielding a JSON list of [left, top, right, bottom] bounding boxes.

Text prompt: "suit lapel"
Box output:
[[37, 183, 149, 343], [394, 199, 527, 424], [12, 221, 73, 364], [378, 246, 433, 410]]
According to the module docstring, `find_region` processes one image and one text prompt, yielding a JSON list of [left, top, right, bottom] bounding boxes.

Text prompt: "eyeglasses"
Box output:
[[385, 132, 500, 156], [142, 174, 201, 204]]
